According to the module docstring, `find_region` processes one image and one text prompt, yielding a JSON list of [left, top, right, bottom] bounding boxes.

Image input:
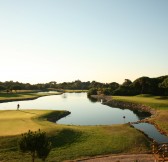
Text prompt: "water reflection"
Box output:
[[0, 93, 143, 125], [62, 93, 67, 99], [132, 123, 168, 144], [132, 110, 151, 120], [87, 96, 97, 103]]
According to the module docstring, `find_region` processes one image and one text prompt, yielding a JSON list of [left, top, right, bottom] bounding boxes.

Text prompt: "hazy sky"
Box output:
[[0, 0, 168, 84]]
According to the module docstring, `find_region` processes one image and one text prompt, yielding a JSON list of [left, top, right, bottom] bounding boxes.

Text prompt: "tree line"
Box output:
[[88, 75, 168, 96], [0, 75, 167, 96]]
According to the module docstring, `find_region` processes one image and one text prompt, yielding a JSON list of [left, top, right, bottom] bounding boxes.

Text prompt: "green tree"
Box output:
[[0, 85, 6, 91], [132, 77, 152, 94], [109, 82, 119, 90], [87, 88, 97, 96], [159, 77, 168, 88], [122, 79, 132, 87], [18, 130, 51, 162], [102, 88, 111, 95], [11, 84, 22, 92], [159, 77, 168, 95]]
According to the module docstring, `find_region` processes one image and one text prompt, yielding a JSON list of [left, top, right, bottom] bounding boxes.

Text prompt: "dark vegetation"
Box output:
[[39, 111, 71, 123], [18, 130, 51, 162], [88, 75, 168, 96], [0, 75, 167, 96]]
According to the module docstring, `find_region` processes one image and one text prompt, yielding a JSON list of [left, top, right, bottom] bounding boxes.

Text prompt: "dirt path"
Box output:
[[70, 154, 155, 162]]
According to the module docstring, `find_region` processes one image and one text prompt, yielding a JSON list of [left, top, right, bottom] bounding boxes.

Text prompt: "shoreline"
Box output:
[[0, 92, 63, 103], [91, 95, 168, 137], [0, 96, 40, 103]]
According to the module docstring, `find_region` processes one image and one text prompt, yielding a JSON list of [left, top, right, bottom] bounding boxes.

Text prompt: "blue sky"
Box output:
[[0, 0, 168, 84]]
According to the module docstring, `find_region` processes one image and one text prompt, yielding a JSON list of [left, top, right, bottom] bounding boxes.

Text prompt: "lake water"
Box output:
[[0, 92, 141, 125], [0, 92, 168, 143], [132, 123, 168, 144]]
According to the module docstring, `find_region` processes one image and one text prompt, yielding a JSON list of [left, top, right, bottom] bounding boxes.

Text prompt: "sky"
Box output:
[[0, 0, 168, 84]]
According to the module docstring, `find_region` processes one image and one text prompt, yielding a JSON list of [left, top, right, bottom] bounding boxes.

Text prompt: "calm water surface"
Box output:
[[1, 92, 168, 143], [132, 123, 168, 144], [0, 93, 141, 125]]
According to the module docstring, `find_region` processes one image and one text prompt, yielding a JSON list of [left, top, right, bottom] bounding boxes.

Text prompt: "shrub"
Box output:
[[18, 129, 51, 162]]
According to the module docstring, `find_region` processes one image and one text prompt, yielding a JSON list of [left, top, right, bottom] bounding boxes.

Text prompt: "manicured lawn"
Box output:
[[113, 95, 168, 134], [0, 110, 150, 162], [0, 110, 67, 136], [0, 91, 61, 102], [64, 89, 88, 93], [113, 95, 168, 110]]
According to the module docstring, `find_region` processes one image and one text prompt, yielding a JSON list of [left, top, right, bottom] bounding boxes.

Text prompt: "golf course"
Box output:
[[0, 91, 167, 162], [1, 0, 168, 161]]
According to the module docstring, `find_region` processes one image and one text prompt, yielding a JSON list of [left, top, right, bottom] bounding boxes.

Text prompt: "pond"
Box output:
[[0, 92, 168, 143], [0, 92, 143, 125]]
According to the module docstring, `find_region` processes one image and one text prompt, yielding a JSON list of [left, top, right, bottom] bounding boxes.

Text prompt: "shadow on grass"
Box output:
[[137, 94, 168, 101], [40, 111, 71, 123], [0, 93, 23, 98], [137, 94, 155, 97], [49, 128, 82, 148], [156, 96, 168, 100]]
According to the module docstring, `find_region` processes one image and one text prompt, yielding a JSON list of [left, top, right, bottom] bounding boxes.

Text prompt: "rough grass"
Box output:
[[113, 95, 168, 134], [0, 110, 150, 162], [0, 125, 150, 162], [47, 125, 150, 162]]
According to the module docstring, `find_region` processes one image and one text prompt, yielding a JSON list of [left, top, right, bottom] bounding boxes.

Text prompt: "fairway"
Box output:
[[0, 110, 68, 136], [113, 95, 168, 110], [0, 91, 61, 103]]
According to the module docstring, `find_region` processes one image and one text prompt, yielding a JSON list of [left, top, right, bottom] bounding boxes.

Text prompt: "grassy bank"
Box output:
[[0, 110, 150, 162], [113, 95, 168, 134], [0, 91, 62, 103], [64, 89, 88, 93]]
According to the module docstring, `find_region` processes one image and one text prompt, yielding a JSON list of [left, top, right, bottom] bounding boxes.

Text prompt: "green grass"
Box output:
[[0, 93, 157, 161], [64, 90, 88, 93], [113, 95, 168, 110], [0, 110, 150, 162], [0, 91, 62, 102], [47, 125, 149, 162], [112, 95, 168, 134], [0, 110, 69, 136]]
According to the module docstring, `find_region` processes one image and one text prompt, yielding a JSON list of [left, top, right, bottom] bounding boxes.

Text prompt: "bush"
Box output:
[[102, 88, 112, 95], [18, 129, 51, 162], [87, 88, 97, 96]]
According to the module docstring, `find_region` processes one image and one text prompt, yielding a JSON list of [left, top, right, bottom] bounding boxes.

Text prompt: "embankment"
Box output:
[[91, 95, 167, 136]]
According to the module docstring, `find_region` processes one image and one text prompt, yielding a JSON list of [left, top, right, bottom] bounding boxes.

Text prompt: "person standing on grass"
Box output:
[[17, 104, 20, 110]]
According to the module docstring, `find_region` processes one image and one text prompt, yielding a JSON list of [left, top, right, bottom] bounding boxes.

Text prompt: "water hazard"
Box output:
[[0, 92, 141, 125], [0, 92, 167, 143], [132, 123, 168, 144]]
